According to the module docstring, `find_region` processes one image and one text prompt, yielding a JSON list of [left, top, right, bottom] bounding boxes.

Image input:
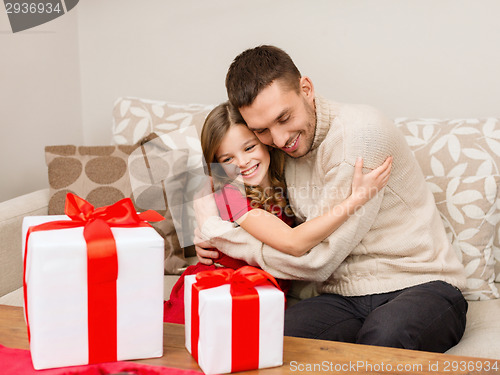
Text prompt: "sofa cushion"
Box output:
[[129, 134, 192, 272], [395, 118, 500, 177], [445, 298, 500, 359], [426, 176, 499, 300], [112, 97, 214, 254], [45, 145, 137, 214], [0, 189, 49, 298], [112, 97, 214, 144], [396, 118, 500, 299]]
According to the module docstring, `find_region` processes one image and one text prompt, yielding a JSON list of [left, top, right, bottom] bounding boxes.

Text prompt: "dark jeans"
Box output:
[[284, 280, 468, 353]]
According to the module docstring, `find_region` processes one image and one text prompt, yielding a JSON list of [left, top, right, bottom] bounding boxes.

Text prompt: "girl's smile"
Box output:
[[241, 163, 259, 176]]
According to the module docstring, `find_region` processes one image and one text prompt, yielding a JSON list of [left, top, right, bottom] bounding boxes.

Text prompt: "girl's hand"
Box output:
[[351, 156, 392, 204], [193, 176, 218, 229]]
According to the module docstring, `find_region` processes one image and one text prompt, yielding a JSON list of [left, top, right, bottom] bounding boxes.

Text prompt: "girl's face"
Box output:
[[215, 124, 271, 188]]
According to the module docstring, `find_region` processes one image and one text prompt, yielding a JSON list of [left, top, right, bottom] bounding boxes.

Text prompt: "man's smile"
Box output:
[[282, 133, 300, 152]]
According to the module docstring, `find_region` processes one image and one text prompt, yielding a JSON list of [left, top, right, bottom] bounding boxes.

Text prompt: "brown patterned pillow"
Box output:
[[426, 175, 500, 300], [46, 145, 137, 214], [45, 141, 191, 275]]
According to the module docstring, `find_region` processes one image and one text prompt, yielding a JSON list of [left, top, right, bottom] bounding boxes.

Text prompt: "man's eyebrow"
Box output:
[[248, 109, 290, 132], [275, 108, 289, 122]]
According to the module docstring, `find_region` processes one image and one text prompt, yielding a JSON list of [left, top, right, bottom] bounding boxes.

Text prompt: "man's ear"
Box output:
[[299, 76, 315, 101]]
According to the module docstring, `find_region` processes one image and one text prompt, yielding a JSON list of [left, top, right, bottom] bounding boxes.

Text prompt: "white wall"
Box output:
[[2, 0, 500, 202], [78, 0, 500, 146], [0, 7, 82, 202]]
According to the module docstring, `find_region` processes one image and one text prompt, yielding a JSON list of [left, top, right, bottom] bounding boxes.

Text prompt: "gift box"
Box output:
[[184, 267, 284, 375], [22, 193, 165, 370]]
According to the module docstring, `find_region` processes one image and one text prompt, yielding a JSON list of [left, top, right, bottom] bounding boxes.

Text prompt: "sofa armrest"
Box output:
[[0, 189, 49, 298]]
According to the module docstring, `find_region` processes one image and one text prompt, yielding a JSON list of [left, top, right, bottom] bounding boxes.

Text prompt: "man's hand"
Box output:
[[194, 227, 219, 265]]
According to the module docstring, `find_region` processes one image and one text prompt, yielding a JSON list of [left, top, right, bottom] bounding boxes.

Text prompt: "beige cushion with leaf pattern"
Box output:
[[396, 118, 500, 177], [396, 118, 500, 300], [112, 97, 214, 144], [426, 176, 499, 300]]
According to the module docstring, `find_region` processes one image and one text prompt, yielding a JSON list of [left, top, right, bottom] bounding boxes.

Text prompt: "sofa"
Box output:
[[1, 97, 499, 360]]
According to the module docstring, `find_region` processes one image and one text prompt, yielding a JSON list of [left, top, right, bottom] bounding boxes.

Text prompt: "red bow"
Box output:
[[23, 193, 164, 364], [191, 266, 281, 372], [194, 266, 280, 292]]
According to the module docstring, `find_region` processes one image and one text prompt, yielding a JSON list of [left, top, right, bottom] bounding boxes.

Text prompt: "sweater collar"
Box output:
[[310, 95, 333, 151]]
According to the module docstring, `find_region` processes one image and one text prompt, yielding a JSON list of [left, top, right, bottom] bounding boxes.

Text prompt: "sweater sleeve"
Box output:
[[201, 161, 385, 282]]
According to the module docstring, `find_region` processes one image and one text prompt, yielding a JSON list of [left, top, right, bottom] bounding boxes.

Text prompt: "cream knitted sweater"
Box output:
[[201, 95, 466, 296]]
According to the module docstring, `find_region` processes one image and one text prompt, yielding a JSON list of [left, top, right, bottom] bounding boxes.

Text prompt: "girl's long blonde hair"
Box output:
[[201, 101, 293, 217]]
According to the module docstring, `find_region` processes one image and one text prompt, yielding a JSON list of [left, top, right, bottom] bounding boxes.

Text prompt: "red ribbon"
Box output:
[[23, 193, 164, 364], [190, 266, 281, 373]]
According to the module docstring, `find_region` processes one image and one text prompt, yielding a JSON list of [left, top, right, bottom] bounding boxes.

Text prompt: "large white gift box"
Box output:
[[22, 204, 164, 370], [184, 267, 284, 375]]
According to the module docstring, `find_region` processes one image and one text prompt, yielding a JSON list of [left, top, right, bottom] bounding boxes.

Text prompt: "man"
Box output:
[[195, 45, 467, 352]]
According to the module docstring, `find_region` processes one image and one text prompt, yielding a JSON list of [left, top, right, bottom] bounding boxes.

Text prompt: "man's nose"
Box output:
[[270, 128, 289, 149]]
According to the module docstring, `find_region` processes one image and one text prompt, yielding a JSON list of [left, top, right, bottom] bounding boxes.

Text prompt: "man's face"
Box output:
[[239, 78, 316, 158]]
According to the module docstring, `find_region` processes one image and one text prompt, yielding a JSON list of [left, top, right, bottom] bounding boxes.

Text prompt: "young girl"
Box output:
[[163, 101, 392, 323]]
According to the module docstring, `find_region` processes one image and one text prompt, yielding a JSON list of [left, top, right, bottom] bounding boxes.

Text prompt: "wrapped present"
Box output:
[[184, 266, 284, 375], [22, 193, 165, 370]]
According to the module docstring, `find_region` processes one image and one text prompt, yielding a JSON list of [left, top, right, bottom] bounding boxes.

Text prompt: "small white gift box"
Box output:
[[184, 267, 284, 375], [22, 195, 165, 370]]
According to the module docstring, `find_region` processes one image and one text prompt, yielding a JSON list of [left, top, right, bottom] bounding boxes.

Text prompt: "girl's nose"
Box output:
[[237, 156, 250, 168]]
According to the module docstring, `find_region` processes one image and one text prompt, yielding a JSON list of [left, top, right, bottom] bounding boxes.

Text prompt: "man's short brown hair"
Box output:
[[225, 45, 301, 109]]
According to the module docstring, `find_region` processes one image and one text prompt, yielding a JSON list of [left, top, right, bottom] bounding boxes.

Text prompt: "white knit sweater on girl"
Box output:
[[201, 95, 466, 296]]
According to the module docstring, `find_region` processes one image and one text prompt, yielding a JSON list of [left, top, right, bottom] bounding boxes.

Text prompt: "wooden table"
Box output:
[[1, 305, 498, 374]]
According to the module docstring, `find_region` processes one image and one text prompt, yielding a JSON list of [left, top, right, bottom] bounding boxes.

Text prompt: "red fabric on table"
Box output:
[[0, 344, 203, 375], [163, 263, 217, 324]]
